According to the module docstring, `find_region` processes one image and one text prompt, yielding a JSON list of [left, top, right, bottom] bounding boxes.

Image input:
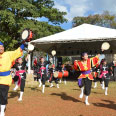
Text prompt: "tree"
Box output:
[[0, 0, 67, 50], [72, 11, 116, 29]]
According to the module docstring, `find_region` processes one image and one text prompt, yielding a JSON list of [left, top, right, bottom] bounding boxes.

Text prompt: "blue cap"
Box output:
[[0, 42, 4, 46]]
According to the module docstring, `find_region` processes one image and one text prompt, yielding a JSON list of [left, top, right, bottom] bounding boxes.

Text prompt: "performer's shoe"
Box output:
[[39, 83, 42, 87], [1, 112, 5, 116], [56, 84, 59, 88], [102, 86, 105, 90], [85, 96, 90, 105], [42, 85, 45, 93], [18, 98, 22, 101], [105, 92, 108, 95], [59, 79, 62, 83], [18, 92, 23, 101], [1, 105, 6, 116], [64, 81, 67, 85], [105, 87, 108, 95], [42, 89, 44, 93], [93, 86, 97, 88], [93, 82, 97, 88], [50, 83, 53, 88], [105, 90, 108, 95], [79, 94, 83, 99], [47, 80, 49, 83], [13, 85, 18, 91], [85, 101, 90, 105]]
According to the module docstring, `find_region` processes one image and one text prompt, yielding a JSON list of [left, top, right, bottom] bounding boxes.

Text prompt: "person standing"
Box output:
[[37, 57, 50, 93], [49, 64, 59, 88], [74, 52, 100, 105], [13, 55, 28, 101], [92, 63, 100, 88], [0, 41, 26, 116], [33, 57, 38, 81], [99, 59, 113, 95]]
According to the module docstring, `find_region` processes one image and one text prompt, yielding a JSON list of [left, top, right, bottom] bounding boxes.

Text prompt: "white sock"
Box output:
[[13, 82, 18, 91], [56, 84, 59, 88], [59, 79, 62, 83], [38, 79, 42, 87], [18, 91, 23, 101], [79, 87, 84, 98], [85, 96, 90, 105], [102, 81, 105, 89], [64, 80, 67, 85], [100, 83, 102, 87], [1, 105, 6, 116], [94, 82, 97, 88], [105, 87, 108, 95], [42, 85, 45, 93], [50, 83, 53, 87]]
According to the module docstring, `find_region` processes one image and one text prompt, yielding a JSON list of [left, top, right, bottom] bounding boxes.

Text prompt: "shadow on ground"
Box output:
[[51, 92, 81, 102], [8, 91, 20, 99], [93, 99, 116, 110]]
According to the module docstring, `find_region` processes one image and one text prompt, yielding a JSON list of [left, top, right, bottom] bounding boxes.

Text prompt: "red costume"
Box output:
[[74, 56, 99, 80]]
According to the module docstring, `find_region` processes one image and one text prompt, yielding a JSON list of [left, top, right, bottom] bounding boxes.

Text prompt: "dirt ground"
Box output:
[[5, 74, 116, 116]]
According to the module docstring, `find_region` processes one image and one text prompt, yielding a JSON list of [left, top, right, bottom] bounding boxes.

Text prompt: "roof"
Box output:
[[31, 23, 116, 56]]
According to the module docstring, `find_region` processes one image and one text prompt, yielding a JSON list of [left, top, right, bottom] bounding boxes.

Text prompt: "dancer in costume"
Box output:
[[74, 52, 100, 105], [99, 59, 105, 89], [62, 64, 67, 85], [109, 60, 116, 81], [49, 64, 59, 88], [0, 41, 26, 116], [37, 57, 50, 93], [99, 59, 113, 95], [13, 55, 28, 101], [57, 65, 62, 84]]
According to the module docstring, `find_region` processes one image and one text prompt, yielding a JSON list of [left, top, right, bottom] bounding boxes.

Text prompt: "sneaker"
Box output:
[[57, 84, 59, 88], [13, 86, 18, 91], [85, 101, 90, 105], [79, 94, 83, 99], [18, 98, 22, 101], [39, 83, 42, 87]]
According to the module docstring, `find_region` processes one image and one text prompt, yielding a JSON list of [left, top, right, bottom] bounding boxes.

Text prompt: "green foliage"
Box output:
[[72, 11, 116, 29], [0, 0, 67, 50]]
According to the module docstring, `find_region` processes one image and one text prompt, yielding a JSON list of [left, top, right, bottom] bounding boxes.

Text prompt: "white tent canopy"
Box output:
[[31, 24, 116, 56]]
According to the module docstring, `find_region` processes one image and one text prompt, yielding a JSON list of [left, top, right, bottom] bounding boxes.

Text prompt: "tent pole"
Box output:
[[28, 53, 31, 74]]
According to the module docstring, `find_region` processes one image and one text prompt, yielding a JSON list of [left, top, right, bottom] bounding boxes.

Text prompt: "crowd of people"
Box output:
[[11, 53, 116, 104], [0, 40, 116, 115]]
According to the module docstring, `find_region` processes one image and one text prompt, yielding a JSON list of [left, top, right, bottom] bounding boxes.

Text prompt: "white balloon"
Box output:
[[101, 42, 110, 50]]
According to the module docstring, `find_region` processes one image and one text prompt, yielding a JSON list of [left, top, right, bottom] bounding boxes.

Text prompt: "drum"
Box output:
[[21, 29, 33, 42], [28, 43, 34, 51], [53, 71, 68, 79], [101, 42, 110, 50], [62, 71, 69, 77], [53, 71, 63, 79]]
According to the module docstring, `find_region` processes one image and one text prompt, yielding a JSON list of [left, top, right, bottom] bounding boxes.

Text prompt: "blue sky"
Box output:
[[52, 0, 116, 30]]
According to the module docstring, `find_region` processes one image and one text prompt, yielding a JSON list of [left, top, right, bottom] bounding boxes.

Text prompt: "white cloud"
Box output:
[[54, 0, 116, 21], [54, 3, 68, 13]]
